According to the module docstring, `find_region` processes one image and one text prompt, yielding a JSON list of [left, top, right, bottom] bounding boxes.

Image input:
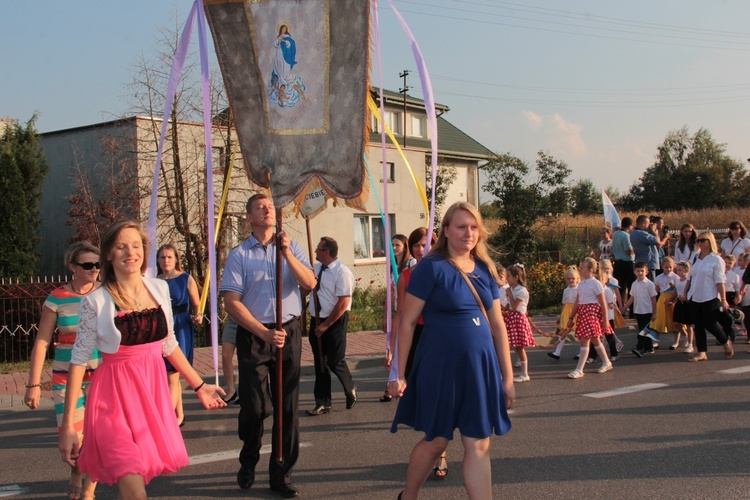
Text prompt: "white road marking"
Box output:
[[718, 365, 750, 374], [189, 442, 313, 465], [584, 383, 668, 399], [0, 485, 28, 498]]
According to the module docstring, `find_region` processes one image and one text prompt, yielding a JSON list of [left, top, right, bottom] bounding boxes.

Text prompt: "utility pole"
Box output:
[[399, 70, 410, 148]]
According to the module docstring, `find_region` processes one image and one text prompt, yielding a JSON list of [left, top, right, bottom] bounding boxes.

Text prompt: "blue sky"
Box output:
[[3, 0, 750, 195]]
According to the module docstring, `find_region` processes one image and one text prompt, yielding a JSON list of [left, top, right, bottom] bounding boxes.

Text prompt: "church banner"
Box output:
[[204, 0, 370, 208]]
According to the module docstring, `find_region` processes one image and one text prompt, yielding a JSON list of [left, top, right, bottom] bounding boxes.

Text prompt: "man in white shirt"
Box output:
[[306, 237, 357, 415]]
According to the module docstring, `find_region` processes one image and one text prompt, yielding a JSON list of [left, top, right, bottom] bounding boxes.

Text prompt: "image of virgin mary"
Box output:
[[268, 23, 306, 108]]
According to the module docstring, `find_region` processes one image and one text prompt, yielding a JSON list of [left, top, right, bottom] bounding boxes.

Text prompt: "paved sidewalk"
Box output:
[[0, 315, 608, 409]]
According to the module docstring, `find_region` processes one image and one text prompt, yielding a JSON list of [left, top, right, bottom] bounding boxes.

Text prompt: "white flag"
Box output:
[[602, 189, 621, 228]]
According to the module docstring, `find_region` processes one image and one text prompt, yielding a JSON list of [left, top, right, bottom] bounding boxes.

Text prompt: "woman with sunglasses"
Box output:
[[720, 221, 750, 269], [685, 232, 734, 361], [24, 241, 102, 500]]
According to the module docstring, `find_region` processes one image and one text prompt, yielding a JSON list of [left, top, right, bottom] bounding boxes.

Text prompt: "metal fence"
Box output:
[[0, 276, 70, 363]]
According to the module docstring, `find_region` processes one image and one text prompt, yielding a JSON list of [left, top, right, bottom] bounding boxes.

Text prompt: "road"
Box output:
[[2, 330, 749, 499]]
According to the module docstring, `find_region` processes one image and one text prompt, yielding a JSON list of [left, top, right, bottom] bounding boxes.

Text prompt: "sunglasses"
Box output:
[[696, 238, 708, 243], [74, 261, 101, 270]]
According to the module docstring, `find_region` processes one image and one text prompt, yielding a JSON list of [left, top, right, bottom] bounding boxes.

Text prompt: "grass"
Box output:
[[0, 359, 51, 375]]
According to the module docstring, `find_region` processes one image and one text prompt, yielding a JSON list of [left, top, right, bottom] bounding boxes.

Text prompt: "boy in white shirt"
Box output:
[[622, 262, 658, 357]]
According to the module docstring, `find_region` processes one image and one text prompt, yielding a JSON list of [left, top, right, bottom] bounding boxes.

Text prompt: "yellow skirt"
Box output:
[[613, 308, 626, 329], [652, 291, 676, 333], [557, 303, 576, 330]]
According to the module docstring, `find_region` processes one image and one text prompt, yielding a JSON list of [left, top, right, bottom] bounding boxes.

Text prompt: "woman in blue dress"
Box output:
[[390, 202, 515, 500], [157, 244, 202, 427]]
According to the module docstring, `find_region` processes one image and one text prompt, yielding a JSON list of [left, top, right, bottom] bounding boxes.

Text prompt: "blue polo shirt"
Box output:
[[220, 234, 312, 323], [612, 229, 634, 262], [630, 228, 660, 271]]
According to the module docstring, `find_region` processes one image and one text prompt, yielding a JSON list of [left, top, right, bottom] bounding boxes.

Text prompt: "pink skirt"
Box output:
[[78, 342, 189, 486], [575, 303, 604, 339], [504, 310, 536, 348]]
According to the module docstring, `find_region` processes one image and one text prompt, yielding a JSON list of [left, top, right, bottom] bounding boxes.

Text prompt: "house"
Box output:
[[37, 89, 493, 282]]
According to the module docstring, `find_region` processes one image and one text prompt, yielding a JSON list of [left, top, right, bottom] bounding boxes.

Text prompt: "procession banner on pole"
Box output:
[[203, 0, 370, 208], [602, 189, 621, 229]]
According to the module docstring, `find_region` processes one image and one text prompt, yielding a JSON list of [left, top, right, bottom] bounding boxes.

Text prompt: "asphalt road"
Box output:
[[2, 331, 750, 499]]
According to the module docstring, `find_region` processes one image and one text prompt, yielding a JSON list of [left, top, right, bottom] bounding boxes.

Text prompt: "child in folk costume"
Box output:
[[548, 266, 579, 360], [653, 257, 679, 343], [505, 264, 535, 382], [671, 260, 694, 352], [600, 258, 626, 352], [566, 257, 613, 379], [599, 268, 620, 360]]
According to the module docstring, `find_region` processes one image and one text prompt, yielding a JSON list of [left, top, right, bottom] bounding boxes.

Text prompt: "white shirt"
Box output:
[[687, 253, 725, 303], [604, 287, 615, 320], [673, 244, 697, 265], [577, 277, 604, 305], [307, 259, 354, 318], [720, 237, 750, 261], [674, 276, 689, 297], [654, 272, 678, 293], [725, 269, 741, 293], [499, 284, 510, 308], [630, 278, 657, 314], [509, 285, 529, 314], [599, 240, 613, 260], [71, 277, 178, 366], [561, 286, 577, 304]]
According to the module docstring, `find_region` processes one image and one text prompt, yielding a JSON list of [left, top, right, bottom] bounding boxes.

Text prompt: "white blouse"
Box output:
[[561, 286, 578, 305], [509, 285, 529, 314], [71, 277, 178, 366], [687, 253, 726, 303], [577, 277, 604, 305]]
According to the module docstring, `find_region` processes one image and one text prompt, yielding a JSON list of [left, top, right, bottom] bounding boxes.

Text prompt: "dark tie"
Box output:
[[314, 264, 328, 291]]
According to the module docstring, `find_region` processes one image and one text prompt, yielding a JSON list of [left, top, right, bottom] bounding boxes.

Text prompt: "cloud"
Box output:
[[520, 111, 588, 157]]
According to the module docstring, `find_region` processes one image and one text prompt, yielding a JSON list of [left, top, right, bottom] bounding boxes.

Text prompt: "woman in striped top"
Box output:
[[24, 241, 101, 500]]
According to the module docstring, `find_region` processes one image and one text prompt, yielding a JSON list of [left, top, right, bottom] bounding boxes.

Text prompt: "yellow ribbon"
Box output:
[[367, 95, 429, 214]]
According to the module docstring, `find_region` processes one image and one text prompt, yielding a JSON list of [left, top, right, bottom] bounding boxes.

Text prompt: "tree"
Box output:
[[622, 127, 748, 210], [569, 178, 600, 216], [66, 137, 140, 245], [482, 150, 571, 262], [0, 116, 49, 276], [425, 163, 458, 226]]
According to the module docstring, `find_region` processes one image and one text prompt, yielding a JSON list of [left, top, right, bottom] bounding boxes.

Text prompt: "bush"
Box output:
[[349, 279, 386, 332], [527, 261, 567, 310]]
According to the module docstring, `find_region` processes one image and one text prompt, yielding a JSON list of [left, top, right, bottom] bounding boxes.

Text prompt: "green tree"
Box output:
[[0, 116, 49, 276], [622, 127, 748, 210], [570, 178, 600, 215], [482, 150, 571, 262]]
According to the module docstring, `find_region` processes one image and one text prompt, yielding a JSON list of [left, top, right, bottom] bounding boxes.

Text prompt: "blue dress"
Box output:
[[391, 256, 512, 441], [163, 273, 194, 370]]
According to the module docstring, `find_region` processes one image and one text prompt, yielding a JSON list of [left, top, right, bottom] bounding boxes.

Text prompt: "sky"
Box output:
[[3, 0, 750, 197]]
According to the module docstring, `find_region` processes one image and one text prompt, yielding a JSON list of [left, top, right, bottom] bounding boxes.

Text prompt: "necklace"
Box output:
[[119, 281, 144, 311], [69, 281, 94, 295]]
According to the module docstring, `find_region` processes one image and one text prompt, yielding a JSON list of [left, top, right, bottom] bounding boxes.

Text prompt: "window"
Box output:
[[410, 115, 426, 138], [354, 214, 396, 260], [372, 110, 401, 135], [378, 162, 395, 183]]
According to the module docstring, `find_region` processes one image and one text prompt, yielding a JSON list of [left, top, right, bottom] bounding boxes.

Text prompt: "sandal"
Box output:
[[67, 471, 84, 500], [379, 390, 392, 402], [433, 453, 448, 480], [687, 355, 708, 362]]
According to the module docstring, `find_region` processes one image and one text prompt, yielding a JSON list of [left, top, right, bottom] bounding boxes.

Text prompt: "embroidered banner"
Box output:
[[204, 0, 370, 208]]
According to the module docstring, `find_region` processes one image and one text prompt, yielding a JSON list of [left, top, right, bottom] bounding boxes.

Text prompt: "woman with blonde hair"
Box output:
[[25, 240, 101, 500], [685, 231, 733, 361], [390, 202, 514, 500], [59, 221, 226, 499]]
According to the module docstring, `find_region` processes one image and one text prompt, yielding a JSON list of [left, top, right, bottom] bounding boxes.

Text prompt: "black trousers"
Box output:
[[236, 318, 301, 487], [634, 312, 654, 351], [613, 260, 635, 297], [691, 299, 729, 353], [309, 312, 355, 406]]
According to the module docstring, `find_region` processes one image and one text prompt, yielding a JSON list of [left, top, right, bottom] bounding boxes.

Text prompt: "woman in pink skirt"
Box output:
[[505, 264, 535, 382], [566, 257, 613, 379], [59, 221, 226, 499]]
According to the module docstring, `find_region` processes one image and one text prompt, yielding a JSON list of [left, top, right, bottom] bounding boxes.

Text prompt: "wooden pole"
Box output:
[[275, 207, 284, 464], [305, 217, 326, 372]]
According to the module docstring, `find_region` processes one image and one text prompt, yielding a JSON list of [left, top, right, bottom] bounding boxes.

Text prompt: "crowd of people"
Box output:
[[22, 197, 750, 499]]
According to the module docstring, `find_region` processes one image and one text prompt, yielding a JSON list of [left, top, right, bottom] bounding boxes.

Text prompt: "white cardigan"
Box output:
[[70, 277, 178, 366]]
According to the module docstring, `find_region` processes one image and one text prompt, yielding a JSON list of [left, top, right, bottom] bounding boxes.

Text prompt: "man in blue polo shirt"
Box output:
[[630, 214, 670, 282], [612, 217, 635, 305]]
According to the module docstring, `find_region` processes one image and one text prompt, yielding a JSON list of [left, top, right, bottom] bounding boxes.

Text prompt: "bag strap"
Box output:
[[448, 258, 490, 324]]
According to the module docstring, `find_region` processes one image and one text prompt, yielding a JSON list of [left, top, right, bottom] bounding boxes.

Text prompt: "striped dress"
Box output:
[[45, 286, 101, 435]]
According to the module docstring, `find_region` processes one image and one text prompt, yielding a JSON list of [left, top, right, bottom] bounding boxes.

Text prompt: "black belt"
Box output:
[[173, 304, 189, 314], [262, 317, 299, 329]]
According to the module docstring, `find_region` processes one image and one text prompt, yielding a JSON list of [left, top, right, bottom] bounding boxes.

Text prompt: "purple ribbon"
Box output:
[[147, 0, 219, 376]]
